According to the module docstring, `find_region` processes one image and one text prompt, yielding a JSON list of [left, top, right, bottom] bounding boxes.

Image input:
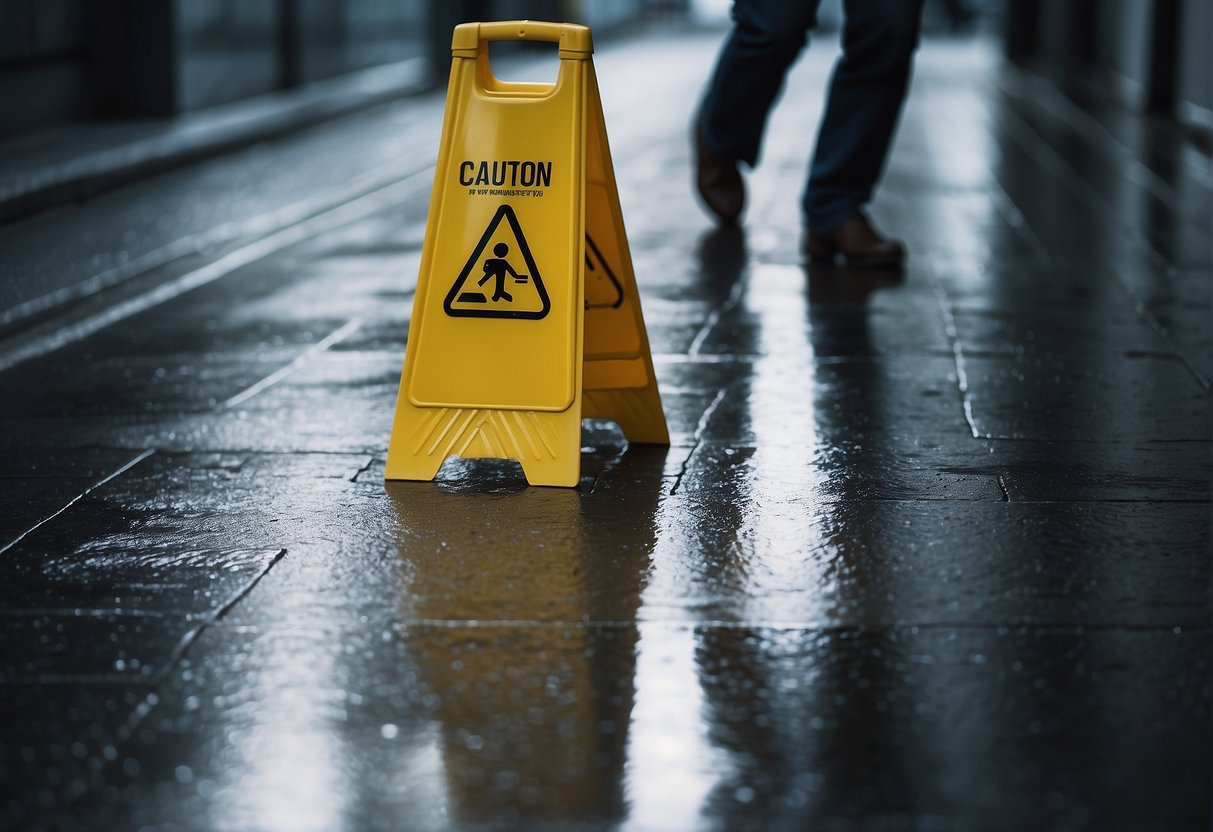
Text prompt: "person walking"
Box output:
[[694, 0, 925, 267]]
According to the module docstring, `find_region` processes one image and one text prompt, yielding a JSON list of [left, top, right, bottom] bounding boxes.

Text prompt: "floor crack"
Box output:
[[350, 456, 376, 483], [0, 448, 155, 557], [670, 387, 727, 495]]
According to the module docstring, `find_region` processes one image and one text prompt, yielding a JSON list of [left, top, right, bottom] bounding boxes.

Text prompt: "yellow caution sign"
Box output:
[[386, 21, 668, 488]]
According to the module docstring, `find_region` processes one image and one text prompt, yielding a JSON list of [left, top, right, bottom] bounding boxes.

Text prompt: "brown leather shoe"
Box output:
[[805, 214, 906, 268], [694, 124, 744, 226]]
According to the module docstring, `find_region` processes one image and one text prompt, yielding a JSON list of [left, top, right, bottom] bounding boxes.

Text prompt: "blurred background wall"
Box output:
[[1005, 0, 1211, 139], [0, 0, 1207, 141], [0, 0, 681, 138]]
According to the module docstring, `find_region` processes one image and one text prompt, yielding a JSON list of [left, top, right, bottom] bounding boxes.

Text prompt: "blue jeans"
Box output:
[[698, 0, 925, 231]]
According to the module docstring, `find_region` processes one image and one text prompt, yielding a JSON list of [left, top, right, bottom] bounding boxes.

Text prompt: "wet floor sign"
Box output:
[[386, 21, 668, 487]]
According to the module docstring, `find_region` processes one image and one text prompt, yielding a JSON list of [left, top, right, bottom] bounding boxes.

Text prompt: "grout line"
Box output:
[[926, 271, 981, 439], [994, 90, 1212, 393], [111, 548, 288, 744], [0, 170, 429, 374], [0, 448, 155, 557], [990, 87, 1171, 269], [1122, 290, 1213, 394], [221, 318, 364, 409], [1, 144, 438, 331], [688, 275, 747, 358], [987, 178, 1050, 270], [4, 612, 1207, 687], [10, 617, 1207, 684], [1, 235, 205, 330], [0, 608, 173, 619], [0, 676, 155, 686], [995, 72, 1169, 198], [156, 549, 287, 686], [388, 618, 1212, 633], [85, 446, 382, 458]]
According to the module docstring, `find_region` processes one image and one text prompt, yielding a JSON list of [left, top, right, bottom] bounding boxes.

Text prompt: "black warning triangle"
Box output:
[[584, 233, 624, 310], [444, 205, 550, 319]]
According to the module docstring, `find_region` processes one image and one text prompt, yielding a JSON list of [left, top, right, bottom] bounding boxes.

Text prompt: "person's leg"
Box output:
[[804, 0, 925, 231], [698, 0, 822, 166]]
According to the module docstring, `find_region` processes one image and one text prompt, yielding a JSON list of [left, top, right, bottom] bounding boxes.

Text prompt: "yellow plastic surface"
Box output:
[[579, 61, 668, 445], [385, 21, 667, 487]]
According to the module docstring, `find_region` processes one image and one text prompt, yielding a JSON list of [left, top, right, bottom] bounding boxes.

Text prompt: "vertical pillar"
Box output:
[[87, 0, 179, 116], [1003, 0, 1041, 63], [1066, 0, 1097, 64], [278, 0, 303, 89], [1146, 0, 1181, 114]]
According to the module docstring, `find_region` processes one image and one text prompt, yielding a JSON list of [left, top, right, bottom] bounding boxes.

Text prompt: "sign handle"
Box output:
[[452, 21, 593, 58]]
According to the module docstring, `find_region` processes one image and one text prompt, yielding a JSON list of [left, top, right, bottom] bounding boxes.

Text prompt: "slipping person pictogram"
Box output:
[[445, 204, 550, 319], [478, 243, 527, 303]]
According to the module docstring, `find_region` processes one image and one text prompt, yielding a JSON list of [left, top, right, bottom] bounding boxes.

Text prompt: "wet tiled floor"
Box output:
[[0, 28, 1210, 832]]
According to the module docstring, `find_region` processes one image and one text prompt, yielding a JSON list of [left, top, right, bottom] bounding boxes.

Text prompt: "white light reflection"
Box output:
[[740, 262, 833, 622], [208, 636, 452, 832], [628, 261, 836, 824], [623, 622, 721, 830], [387, 727, 451, 826], [218, 651, 350, 832]]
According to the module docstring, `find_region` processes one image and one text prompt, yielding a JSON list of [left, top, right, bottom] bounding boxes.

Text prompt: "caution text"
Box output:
[[459, 160, 552, 189]]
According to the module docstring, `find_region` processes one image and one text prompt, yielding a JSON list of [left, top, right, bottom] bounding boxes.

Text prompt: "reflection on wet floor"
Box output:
[[0, 28, 1209, 832], [389, 475, 646, 824]]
